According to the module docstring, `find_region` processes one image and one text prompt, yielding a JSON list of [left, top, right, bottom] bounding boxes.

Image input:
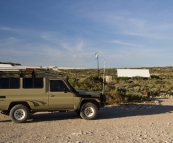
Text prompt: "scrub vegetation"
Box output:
[[57, 67, 173, 105]]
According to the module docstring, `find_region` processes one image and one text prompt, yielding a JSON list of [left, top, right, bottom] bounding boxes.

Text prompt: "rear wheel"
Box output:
[[9, 104, 29, 123], [80, 102, 98, 120]]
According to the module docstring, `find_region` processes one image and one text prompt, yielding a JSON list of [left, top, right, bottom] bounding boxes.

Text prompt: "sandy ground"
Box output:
[[0, 97, 173, 143]]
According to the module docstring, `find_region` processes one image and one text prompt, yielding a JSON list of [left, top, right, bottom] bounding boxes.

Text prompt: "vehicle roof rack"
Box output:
[[0, 64, 59, 77]]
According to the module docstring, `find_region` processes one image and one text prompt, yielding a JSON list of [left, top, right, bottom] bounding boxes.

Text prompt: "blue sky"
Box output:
[[0, 0, 173, 68]]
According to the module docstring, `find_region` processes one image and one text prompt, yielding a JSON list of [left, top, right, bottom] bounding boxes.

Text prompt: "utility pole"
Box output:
[[102, 59, 105, 94], [97, 56, 99, 77]]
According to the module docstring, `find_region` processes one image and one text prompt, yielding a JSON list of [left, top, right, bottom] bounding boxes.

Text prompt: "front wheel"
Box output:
[[80, 102, 98, 120], [9, 104, 29, 123]]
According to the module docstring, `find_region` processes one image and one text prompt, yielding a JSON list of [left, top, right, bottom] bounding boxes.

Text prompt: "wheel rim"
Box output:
[[84, 107, 94, 117], [14, 109, 26, 120]]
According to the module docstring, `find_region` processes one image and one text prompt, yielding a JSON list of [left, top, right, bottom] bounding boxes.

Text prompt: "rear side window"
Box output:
[[0, 78, 20, 89], [23, 78, 43, 88], [10, 78, 20, 88]]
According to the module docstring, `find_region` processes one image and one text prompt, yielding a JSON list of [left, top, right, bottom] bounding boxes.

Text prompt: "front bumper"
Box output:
[[100, 102, 105, 107]]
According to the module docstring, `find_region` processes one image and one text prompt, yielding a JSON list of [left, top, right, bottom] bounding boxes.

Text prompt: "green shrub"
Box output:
[[105, 89, 126, 104]]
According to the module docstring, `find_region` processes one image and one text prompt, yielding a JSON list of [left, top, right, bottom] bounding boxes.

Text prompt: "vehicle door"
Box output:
[[48, 79, 74, 109]]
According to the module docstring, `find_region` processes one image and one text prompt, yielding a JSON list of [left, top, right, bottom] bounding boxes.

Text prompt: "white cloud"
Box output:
[[0, 26, 23, 33], [109, 40, 143, 47], [77, 42, 83, 51]]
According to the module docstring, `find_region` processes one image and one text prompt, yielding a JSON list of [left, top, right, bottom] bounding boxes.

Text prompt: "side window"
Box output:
[[23, 78, 43, 88], [0, 78, 9, 89], [23, 78, 32, 88], [50, 80, 69, 92], [34, 78, 43, 88], [0, 78, 20, 89], [10, 78, 20, 88]]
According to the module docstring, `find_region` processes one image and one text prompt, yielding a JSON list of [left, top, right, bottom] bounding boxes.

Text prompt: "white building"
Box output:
[[117, 69, 150, 78]]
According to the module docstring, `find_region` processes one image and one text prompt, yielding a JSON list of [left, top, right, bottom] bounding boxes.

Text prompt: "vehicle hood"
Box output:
[[76, 90, 100, 98]]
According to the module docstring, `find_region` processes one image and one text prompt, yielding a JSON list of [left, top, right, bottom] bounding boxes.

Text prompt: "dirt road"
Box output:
[[0, 97, 173, 143]]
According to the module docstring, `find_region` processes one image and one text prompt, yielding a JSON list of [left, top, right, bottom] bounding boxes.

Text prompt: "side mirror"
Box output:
[[64, 87, 70, 93], [66, 76, 69, 81], [64, 88, 67, 93]]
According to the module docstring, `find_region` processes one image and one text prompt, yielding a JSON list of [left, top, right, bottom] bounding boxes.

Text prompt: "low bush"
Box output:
[[34, 67, 173, 104]]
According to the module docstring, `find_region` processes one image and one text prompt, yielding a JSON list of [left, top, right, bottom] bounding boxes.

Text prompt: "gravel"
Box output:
[[0, 97, 173, 143]]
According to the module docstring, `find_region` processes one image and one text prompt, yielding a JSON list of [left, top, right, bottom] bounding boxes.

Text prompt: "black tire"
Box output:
[[9, 104, 29, 123], [80, 102, 98, 120]]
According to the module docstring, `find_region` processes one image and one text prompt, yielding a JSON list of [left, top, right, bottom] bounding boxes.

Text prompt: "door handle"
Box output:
[[50, 94, 55, 97], [0, 96, 6, 98]]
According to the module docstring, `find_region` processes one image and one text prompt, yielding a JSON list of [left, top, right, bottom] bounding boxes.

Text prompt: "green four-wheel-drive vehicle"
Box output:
[[0, 65, 106, 123]]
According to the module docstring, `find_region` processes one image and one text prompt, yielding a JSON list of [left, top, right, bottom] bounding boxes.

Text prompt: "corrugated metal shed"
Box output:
[[117, 69, 150, 78]]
